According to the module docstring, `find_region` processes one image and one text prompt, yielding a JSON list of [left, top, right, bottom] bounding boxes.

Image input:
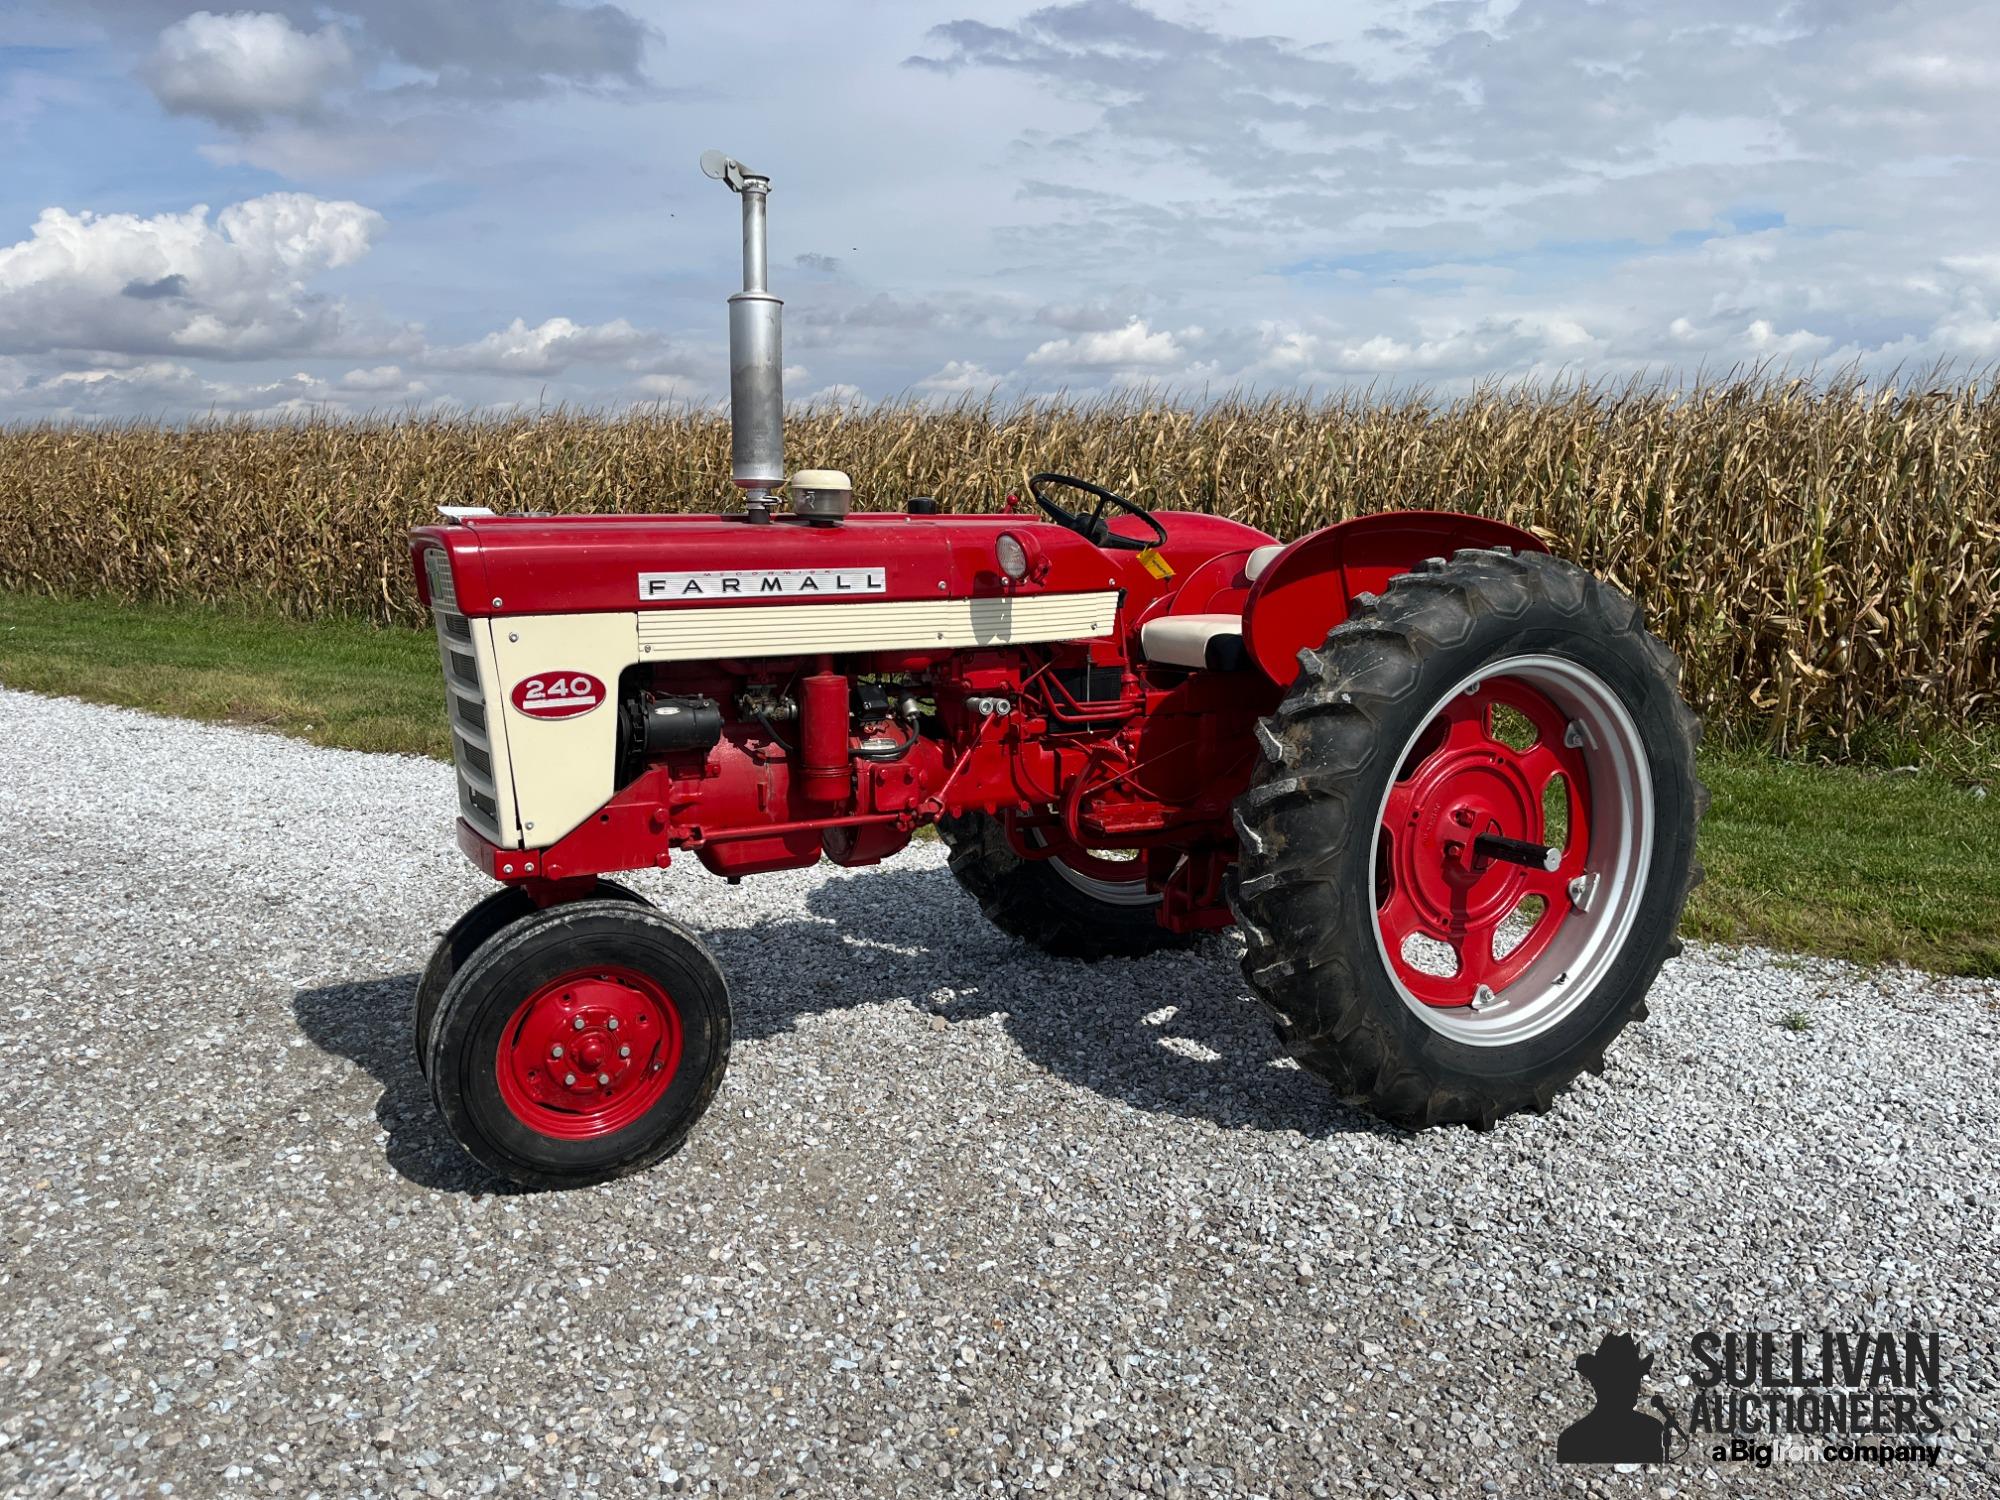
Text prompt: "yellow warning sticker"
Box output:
[[1136, 547, 1175, 580]]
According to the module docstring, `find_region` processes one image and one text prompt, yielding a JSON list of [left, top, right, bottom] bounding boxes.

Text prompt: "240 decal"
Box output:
[[510, 671, 606, 720]]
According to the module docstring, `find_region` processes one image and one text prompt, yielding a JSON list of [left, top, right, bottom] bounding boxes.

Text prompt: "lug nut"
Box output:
[[563, 1072, 577, 1086], [607, 1017, 618, 1032], [573, 1017, 586, 1032], [619, 1045, 631, 1059], [551, 1044, 564, 1059], [597, 1072, 610, 1086]]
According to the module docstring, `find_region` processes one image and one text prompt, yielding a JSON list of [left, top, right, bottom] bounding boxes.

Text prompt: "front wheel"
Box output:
[[412, 879, 648, 1078], [426, 901, 731, 1188], [1229, 547, 1704, 1129]]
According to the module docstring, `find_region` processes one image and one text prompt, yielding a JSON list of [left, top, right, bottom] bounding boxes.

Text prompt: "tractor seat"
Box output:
[[1136, 543, 1282, 671], [1139, 614, 1247, 671]]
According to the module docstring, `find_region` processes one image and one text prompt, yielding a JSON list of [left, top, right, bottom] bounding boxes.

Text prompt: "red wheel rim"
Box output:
[[1375, 676, 1592, 1009], [494, 966, 684, 1140]]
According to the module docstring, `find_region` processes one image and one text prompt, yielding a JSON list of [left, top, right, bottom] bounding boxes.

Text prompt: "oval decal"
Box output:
[[511, 670, 606, 721]]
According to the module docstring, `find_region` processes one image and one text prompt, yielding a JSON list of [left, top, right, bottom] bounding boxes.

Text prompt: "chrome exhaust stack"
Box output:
[[701, 150, 784, 522]]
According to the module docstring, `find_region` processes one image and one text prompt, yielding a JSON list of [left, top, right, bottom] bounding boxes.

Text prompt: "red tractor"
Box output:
[[409, 154, 1702, 1189]]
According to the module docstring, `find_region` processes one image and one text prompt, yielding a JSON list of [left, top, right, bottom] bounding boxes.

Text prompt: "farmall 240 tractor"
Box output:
[[409, 154, 1702, 1189]]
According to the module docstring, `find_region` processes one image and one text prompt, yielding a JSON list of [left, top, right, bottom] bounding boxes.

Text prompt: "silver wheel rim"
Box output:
[[1028, 829, 1158, 908], [1368, 653, 1654, 1047], [1048, 856, 1157, 907]]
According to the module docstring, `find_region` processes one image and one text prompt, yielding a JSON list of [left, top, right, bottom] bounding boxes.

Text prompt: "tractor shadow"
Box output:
[[291, 972, 514, 1193], [292, 857, 1388, 1191], [757, 861, 1387, 1140]]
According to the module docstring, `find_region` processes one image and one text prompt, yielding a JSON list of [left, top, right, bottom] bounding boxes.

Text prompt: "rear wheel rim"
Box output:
[[1026, 826, 1157, 907], [494, 966, 685, 1139], [1048, 850, 1155, 906], [1369, 654, 1653, 1046]]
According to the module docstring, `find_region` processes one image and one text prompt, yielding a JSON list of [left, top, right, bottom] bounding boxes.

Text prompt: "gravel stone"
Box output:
[[0, 687, 1995, 1497]]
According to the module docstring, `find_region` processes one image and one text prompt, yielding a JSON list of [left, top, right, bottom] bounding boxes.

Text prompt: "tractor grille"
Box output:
[[424, 547, 507, 845]]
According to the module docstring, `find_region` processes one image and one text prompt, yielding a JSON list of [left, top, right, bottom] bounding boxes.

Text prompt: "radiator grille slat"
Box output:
[[424, 548, 458, 612], [452, 692, 487, 736], [456, 735, 493, 782], [422, 546, 504, 845]]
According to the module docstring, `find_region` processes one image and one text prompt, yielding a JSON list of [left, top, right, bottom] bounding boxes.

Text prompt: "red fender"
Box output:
[[1240, 511, 1548, 684]]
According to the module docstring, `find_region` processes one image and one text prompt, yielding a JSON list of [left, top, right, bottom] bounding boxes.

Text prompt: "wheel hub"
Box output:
[[1394, 749, 1540, 930], [1375, 674, 1595, 1012], [495, 967, 684, 1139]]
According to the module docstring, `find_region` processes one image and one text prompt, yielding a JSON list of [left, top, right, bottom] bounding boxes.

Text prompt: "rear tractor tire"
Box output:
[[1229, 547, 1704, 1130], [936, 813, 1193, 960], [425, 900, 731, 1189]]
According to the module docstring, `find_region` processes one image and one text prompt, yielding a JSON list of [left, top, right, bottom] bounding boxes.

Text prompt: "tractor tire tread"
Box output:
[[1226, 548, 1704, 1130]]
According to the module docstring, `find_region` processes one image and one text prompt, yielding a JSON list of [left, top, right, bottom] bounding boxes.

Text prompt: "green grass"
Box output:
[[3, 589, 1996, 977], [1684, 750, 1997, 976], [0, 590, 449, 759]]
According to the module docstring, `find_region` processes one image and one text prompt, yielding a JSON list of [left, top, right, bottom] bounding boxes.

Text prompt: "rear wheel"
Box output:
[[1229, 548, 1703, 1128], [413, 879, 646, 1077], [426, 901, 731, 1188], [936, 813, 1191, 959]]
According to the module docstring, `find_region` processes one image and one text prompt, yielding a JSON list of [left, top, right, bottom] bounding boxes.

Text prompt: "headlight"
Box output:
[[995, 532, 1030, 582]]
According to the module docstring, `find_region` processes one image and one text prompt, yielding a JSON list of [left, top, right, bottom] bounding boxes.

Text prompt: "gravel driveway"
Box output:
[[0, 687, 1994, 1498]]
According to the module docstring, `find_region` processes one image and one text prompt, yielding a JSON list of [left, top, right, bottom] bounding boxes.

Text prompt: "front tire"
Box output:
[[1229, 548, 1704, 1129], [413, 880, 647, 1078], [426, 900, 731, 1188]]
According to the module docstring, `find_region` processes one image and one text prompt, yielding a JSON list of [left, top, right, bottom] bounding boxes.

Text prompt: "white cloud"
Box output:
[[3, 360, 382, 420], [0, 192, 682, 414], [113, 1, 654, 179], [799, 382, 867, 410], [338, 364, 421, 393], [428, 316, 659, 376], [143, 11, 356, 126], [633, 372, 708, 402], [914, 359, 1001, 393], [34, 361, 207, 401], [0, 194, 384, 361], [1743, 319, 1831, 359], [1868, 53, 2000, 91], [1025, 318, 1189, 369], [1926, 298, 2000, 357], [1942, 253, 2000, 286]]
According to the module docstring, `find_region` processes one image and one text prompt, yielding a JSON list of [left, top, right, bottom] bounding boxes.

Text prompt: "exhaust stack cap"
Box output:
[[789, 469, 852, 525], [700, 149, 756, 191], [702, 149, 784, 521]]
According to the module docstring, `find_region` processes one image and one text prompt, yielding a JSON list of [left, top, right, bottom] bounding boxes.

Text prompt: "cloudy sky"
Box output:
[[1, 1, 1995, 420]]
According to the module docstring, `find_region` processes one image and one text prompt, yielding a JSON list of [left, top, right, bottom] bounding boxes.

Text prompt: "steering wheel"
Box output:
[[1027, 472, 1168, 552]]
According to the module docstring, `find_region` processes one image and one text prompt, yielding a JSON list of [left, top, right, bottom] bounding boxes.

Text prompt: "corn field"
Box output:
[[1, 377, 1996, 758]]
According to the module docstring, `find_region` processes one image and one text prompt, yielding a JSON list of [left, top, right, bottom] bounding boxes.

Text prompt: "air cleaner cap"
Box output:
[[789, 468, 853, 523]]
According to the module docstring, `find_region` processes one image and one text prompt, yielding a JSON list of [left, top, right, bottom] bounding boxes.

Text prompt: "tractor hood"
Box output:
[[412, 509, 1272, 619]]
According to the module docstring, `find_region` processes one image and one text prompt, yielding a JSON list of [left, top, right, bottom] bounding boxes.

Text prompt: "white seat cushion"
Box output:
[[1244, 543, 1284, 582], [1139, 613, 1246, 669]]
